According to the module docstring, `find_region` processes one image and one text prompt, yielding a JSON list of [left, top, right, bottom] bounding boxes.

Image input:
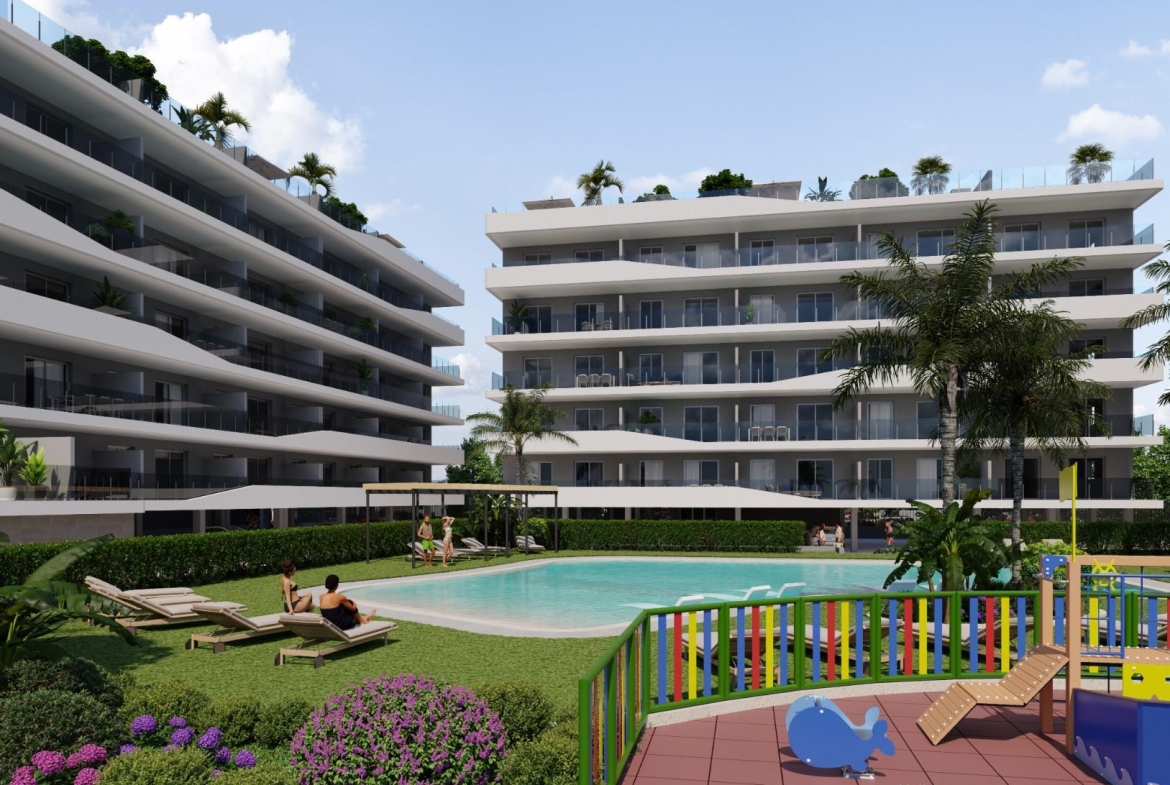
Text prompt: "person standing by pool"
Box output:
[[834, 522, 845, 554], [418, 513, 435, 567], [885, 520, 895, 548], [440, 515, 455, 566], [816, 523, 826, 547]]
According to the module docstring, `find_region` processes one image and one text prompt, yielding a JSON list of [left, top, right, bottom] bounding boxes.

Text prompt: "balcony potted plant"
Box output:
[[92, 275, 130, 316], [361, 316, 377, 333], [634, 184, 675, 202], [357, 358, 374, 394], [743, 301, 757, 324], [508, 302, 530, 334], [0, 428, 29, 502], [277, 291, 297, 314], [699, 169, 753, 197], [18, 448, 48, 500]]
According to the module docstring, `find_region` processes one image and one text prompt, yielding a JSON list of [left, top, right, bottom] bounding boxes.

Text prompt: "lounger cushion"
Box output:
[[279, 613, 396, 642], [341, 620, 397, 640], [191, 603, 270, 630]]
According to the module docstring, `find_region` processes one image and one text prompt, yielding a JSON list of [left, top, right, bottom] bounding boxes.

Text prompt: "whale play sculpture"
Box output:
[[785, 696, 896, 779]]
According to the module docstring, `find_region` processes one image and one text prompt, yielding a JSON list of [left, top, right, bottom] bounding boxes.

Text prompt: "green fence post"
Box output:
[[605, 660, 617, 784], [641, 616, 650, 721], [624, 638, 635, 752], [578, 677, 592, 785], [717, 604, 730, 698], [793, 598, 806, 688], [869, 594, 882, 683], [949, 593, 962, 677], [1124, 591, 1138, 648]]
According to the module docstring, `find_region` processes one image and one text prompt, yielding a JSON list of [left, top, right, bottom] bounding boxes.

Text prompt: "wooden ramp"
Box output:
[[917, 644, 1069, 745]]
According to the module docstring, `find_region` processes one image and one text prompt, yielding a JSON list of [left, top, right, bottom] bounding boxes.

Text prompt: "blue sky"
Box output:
[[23, 0, 1170, 452]]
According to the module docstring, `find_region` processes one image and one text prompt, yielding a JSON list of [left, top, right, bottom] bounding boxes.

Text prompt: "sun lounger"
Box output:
[[404, 541, 474, 561], [515, 535, 546, 552], [276, 613, 398, 668], [461, 537, 506, 553], [116, 593, 243, 634], [187, 602, 288, 653], [86, 576, 203, 603]]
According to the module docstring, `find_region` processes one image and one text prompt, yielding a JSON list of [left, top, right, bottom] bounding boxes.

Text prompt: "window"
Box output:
[[683, 406, 720, 442], [1003, 223, 1040, 253], [866, 402, 894, 440], [1069, 219, 1105, 249], [575, 461, 604, 487], [23, 102, 68, 144], [1070, 338, 1106, 358], [151, 169, 189, 203], [1070, 457, 1104, 499], [797, 292, 834, 322], [797, 348, 832, 377], [638, 300, 663, 329], [25, 356, 69, 409], [749, 459, 775, 490], [638, 246, 664, 264], [866, 232, 889, 260], [747, 239, 775, 266], [748, 349, 775, 383], [797, 236, 835, 263], [522, 252, 552, 265], [917, 458, 942, 498], [639, 460, 663, 487], [575, 302, 604, 330], [683, 243, 720, 269], [156, 450, 185, 489], [638, 354, 664, 384], [867, 459, 893, 498], [247, 397, 272, 435], [575, 355, 605, 377], [24, 188, 68, 222], [522, 357, 552, 388], [747, 294, 776, 324], [25, 272, 69, 302], [575, 408, 604, 431], [1068, 279, 1105, 297], [525, 305, 552, 333], [797, 403, 834, 441], [575, 249, 604, 262], [749, 404, 775, 426], [916, 401, 939, 439], [247, 457, 270, 485], [154, 381, 185, 425], [917, 229, 955, 257], [683, 297, 720, 327], [537, 462, 553, 486], [682, 351, 720, 384], [796, 459, 833, 497], [637, 407, 663, 435], [1002, 457, 1040, 499], [248, 338, 273, 372], [154, 310, 186, 338], [683, 460, 719, 486]]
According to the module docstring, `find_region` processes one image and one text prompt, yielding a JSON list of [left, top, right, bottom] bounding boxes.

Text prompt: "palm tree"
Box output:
[[175, 106, 213, 142], [576, 160, 624, 206], [886, 490, 1006, 593], [961, 301, 1110, 582], [911, 155, 952, 195], [286, 152, 338, 198], [1121, 244, 1170, 405], [1067, 143, 1115, 185], [193, 91, 252, 150], [804, 177, 841, 202], [822, 201, 1082, 508], [467, 385, 578, 485]]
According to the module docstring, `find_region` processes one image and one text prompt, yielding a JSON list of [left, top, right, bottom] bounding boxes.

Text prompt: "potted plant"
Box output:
[[18, 448, 48, 499], [1067, 143, 1115, 184], [508, 302, 530, 334], [92, 275, 128, 315], [357, 359, 374, 394], [0, 427, 29, 502], [277, 291, 297, 313], [699, 169, 753, 197], [911, 156, 953, 195], [634, 184, 675, 202], [743, 302, 756, 324], [637, 410, 661, 434], [360, 316, 377, 332], [849, 168, 909, 200], [358, 272, 369, 291]]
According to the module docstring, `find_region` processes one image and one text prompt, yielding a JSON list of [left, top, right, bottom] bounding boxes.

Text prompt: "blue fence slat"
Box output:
[[736, 607, 746, 692], [657, 614, 666, 704], [856, 600, 865, 679], [1016, 597, 1027, 660], [1106, 595, 1116, 650], [1150, 597, 1160, 648], [1055, 596, 1065, 646], [933, 598, 943, 674], [811, 601, 821, 682], [968, 597, 978, 673]]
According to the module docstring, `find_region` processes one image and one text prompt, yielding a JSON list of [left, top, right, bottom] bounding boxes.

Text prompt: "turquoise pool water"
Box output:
[[346, 557, 904, 635]]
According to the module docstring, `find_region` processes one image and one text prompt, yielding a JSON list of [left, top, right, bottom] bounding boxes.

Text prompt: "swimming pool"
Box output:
[[341, 557, 906, 638]]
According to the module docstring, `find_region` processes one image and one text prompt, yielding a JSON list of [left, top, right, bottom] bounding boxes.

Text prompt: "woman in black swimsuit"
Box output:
[[318, 574, 374, 630], [280, 560, 312, 613]]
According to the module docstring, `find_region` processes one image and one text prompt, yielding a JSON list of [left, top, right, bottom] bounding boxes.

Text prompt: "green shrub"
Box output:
[[0, 656, 124, 709], [255, 699, 314, 749], [208, 695, 262, 747], [500, 721, 579, 785], [99, 747, 210, 785], [478, 682, 554, 743], [557, 519, 805, 552], [213, 764, 296, 785], [119, 680, 211, 727], [0, 689, 122, 775]]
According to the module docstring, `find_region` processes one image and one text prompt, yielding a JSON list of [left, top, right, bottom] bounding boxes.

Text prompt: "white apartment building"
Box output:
[[485, 167, 1164, 529], [0, 7, 465, 541]]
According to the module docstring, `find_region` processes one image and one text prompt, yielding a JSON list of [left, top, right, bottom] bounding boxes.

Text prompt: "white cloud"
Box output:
[[364, 200, 420, 221], [1056, 104, 1164, 146], [541, 175, 577, 201], [1120, 40, 1154, 57], [1041, 59, 1089, 89], [131, 13, 364, 173], [24, 0, 139, 48], [626, 167, 714, 198], [1162, 40, 1170, 55]]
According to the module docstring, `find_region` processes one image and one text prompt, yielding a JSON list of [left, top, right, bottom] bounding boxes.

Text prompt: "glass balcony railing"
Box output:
[[431, 403, 461, 418], [492, 160, 1156, 212], [491, 358, 857, 391]]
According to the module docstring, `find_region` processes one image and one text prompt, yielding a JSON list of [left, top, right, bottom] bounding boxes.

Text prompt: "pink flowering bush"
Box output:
[[290, 674, 507, 785]]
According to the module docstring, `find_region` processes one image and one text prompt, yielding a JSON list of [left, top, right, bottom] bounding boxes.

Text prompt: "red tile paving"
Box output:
[[619, 692, 1101, 785]]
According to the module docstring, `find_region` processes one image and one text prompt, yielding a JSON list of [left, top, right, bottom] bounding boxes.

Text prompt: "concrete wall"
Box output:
[[0, 511, 134, 543]]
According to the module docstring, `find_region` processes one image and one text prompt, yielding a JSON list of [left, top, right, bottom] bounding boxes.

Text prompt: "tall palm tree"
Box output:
[[286, 152, 338, 197], [961, 301, 1109, 582], [911, 155, 952, 195], [576, 160, 624, 206], [1121, 244, 1170, 405], [822, 201, 1082, 508], [467, 385, 578, 484], [193, 91, 252, 150], [1067, 143, 1115, 185], [175, 106, 213, 142], [804, 176, 841, 202]]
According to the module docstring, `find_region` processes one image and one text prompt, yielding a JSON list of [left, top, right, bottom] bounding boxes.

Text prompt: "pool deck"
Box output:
[[620, 691, 1102, 785]]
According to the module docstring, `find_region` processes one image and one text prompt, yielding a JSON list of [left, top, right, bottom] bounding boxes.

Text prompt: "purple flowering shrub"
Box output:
[[291, 674, 507, 785]]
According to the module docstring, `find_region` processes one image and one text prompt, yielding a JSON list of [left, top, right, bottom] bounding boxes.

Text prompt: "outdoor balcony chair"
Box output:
[[748, 426, 762, 441], [775, 425, 790, 441], [576, 374, 590, 388], [599, 372, 613, 387], [276, 613, 397, 668], [590, 373, 601, 388], [762, 426, 775, 441]]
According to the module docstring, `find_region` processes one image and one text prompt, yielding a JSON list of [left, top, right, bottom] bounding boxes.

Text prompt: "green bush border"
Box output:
[[557, 519, 806, 552]]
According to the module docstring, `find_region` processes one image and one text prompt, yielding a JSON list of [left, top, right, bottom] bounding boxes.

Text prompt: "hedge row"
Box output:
[[556, 519, 806, 553], [985, 520, 1170, 555]]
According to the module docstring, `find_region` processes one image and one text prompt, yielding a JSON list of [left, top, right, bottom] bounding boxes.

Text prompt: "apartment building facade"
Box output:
[[485, 166, 1164, 526], [0, 7, 465, 541]]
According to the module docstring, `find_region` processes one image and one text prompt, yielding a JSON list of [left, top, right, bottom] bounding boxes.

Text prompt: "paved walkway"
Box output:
[[620, 691, 1103, 785]]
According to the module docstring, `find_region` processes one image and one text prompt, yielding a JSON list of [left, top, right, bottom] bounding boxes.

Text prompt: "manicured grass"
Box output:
[[55, 549, 887, 710]]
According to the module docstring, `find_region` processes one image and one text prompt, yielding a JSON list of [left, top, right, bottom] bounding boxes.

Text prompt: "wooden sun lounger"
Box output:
[[461, 537, 506, 553], [187, 602, 288, 653], [276, 613, 398, 668], [515, 536, 546, 552], [116, 594, 243, 633]]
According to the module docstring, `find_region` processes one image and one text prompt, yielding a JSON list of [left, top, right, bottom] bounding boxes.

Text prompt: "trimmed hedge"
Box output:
[[0, 521, 414, 587], [987, 520, 1170, 554], [557, 519, 806, 552]]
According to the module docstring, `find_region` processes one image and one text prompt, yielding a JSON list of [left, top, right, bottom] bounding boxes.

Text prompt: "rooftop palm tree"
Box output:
[[1067, 143, 1114, 185], [576, 160, 624, 206], [286, 152, 338, 198], [822, 201, 1082, 508], [911, 155, 952, 195], [175, 106, 213, 142], [961, 300, 1109, 582], [1121, 243, 1170, 405], [886, 490, 1005, 593], [193, 91, 252, 150], [467, 385, 577, 485], [804, 176, 841, 202]]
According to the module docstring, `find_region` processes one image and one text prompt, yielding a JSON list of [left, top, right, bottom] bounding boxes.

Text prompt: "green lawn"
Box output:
[[55, 550, 887, 710]]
